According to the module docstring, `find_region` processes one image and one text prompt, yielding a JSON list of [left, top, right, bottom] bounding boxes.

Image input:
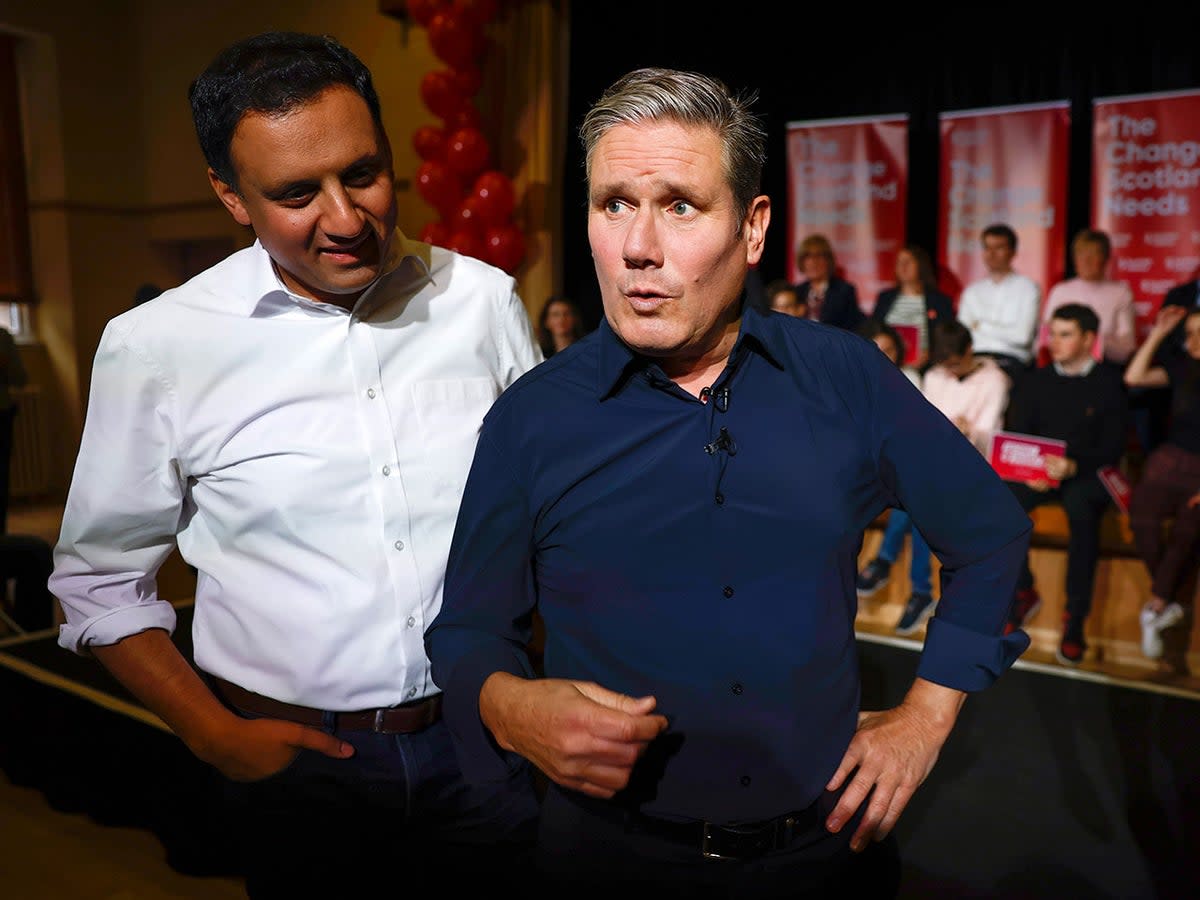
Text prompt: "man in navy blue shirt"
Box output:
[[426, 67, 1033, 897]]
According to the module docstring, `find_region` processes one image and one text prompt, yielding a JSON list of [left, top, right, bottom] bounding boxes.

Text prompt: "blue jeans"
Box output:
[[221, 707, 540, 898], [877, 509, 933, 595]]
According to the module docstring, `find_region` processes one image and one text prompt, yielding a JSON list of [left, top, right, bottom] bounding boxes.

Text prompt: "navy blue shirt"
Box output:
[[426, 303, 1032, 823]]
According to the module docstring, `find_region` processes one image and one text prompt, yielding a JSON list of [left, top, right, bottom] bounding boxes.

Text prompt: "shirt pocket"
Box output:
[[411, 377, 499, 493]]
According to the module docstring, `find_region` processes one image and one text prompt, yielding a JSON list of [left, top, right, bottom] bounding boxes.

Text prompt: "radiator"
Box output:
[[10, 385, 50, 498]]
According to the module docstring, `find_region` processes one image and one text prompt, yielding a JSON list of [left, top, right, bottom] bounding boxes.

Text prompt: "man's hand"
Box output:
[[92, 629, 353, 783], [192, 714, 353, 782], [825, 679, 964, 852], [1042, 455, 1077, 482], [479, 673, 669, 798]]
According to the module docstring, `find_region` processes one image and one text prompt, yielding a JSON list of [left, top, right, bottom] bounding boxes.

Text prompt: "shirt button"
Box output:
[[715, 492, 724, 505], [394, 540, 405, 551], [723, 585, 734, 598], [740, 775, 752, 787], [382, 465, 391, 476], [366, 388, 376, 399], [731, 683, 743, 695], [407, 687, 417, 699], [406, 616, 416, 628]]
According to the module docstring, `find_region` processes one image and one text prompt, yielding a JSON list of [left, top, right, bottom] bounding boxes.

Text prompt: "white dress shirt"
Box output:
[[956, 271, 1042, 364], [51, 232, 542, 710]]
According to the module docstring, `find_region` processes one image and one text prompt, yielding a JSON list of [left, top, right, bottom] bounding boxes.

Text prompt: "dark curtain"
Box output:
[[0, 34, 33, 305], [561, 13, 1200, 330]]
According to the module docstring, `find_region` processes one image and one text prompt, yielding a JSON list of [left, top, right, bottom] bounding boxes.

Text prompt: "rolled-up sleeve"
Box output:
[[52, 320, 184, 654]]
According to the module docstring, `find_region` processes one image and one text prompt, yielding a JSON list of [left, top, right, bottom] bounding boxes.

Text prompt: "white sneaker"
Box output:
[[1139, 602, 1184, 659]]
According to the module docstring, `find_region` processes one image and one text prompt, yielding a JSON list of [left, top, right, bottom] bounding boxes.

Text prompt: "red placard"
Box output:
[[1097, 464, 1132, 514], [786, 114, 908, 312], [937, 101, 1071, 306], [892, 324, 920, 366], [1093, 89, 1200, 340], [988, 431, 1067, 486]]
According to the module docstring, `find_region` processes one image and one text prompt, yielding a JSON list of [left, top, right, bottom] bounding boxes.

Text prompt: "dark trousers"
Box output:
[[1129, 442, 1200, 602], [0, 533, 53, 631], [220, 707, 539, 899], [1008, 476, 1113, 625], [533, 783, 900, 899], [0, 405, 14, 535]]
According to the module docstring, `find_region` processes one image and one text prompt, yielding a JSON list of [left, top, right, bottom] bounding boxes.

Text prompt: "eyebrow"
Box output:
[[261, 151, 387, 201]]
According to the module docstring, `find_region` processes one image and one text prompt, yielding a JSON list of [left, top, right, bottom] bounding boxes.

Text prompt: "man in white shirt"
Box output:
[[49, 31, 542, 898], [956, 223, 1042, 385]]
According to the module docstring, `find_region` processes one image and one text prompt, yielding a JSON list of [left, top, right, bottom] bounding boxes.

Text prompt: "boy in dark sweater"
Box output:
[[1001, 303, 1130, 665]]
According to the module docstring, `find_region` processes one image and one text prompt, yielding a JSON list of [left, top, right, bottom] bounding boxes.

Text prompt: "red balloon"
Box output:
[[453, 0, 500, 27], [448, 225, 486, 261], [412, 125, 447, 162], [443, 103, 481, 131], [451, 64, 483, 98], [419, 220, 452, 247], [428, 10, 485, 69], [445, 126, 490, 178], [409, 0, 450, 27], [419, 70, 468, 119], [471, 170, 516, 226], [483, 223, 526, 273], [415, 160, 463, 214]]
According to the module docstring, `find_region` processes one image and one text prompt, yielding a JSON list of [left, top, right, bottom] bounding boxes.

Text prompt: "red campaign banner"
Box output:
[[937, 101, 1070, 305], [786, 114, 908, 311], [1092, 89, 1200, 340]]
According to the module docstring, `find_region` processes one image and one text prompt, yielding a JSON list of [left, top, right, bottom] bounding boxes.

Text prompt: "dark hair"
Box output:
[[579, 67, 766, 232], [896, 243, 939, 296], [1050, 302, 1100, 336], [929, 319, 973, 366], [189, 31, 384, 190], [857, 318, 906, 367], [981, 223, 1017, 252], [537, 295, 586, 357]]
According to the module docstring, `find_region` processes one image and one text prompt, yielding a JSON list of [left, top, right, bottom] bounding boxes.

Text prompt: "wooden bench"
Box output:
[[854, 505, 1200, 673]]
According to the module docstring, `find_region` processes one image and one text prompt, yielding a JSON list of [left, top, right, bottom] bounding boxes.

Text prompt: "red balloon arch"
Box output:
[[409, 0, 527, 275]]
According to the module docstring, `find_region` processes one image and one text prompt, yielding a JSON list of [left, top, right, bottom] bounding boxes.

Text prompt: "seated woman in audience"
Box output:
[[794, 233, 864, 331], [1123, 304, 1200, 659], [857, 319, 1010, 636], [872, 244, 954, 372], [857, 318, 920, 387], [537, 295, 586, 358]]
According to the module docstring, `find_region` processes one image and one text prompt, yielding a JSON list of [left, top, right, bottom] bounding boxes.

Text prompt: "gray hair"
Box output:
[[579, 67, 767, 230]]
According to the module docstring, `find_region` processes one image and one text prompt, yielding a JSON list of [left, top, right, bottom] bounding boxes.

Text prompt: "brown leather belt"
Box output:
[[210, 676, 442, 734]]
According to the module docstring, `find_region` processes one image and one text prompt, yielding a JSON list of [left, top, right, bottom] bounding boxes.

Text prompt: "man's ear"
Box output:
[[208, 168, 252, 227], [744, 195, 771, 267]]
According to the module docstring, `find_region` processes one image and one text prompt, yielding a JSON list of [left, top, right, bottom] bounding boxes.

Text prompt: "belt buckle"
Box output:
[[373, 708, 388, 733], [701, 822, 737, 861]]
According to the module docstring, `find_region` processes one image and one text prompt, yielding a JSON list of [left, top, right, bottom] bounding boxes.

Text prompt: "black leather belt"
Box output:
[[210, 676, 441, 734], [628, 803, 823, 861]]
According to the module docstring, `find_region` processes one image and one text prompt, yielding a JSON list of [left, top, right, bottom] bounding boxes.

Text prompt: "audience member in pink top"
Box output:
[[921, 321, 1012, 456], [1039, 228, 1137, 365]]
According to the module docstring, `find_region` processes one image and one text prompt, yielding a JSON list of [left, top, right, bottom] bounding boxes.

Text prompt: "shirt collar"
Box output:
[[594, 292, 786, 399], [244, 228, 433, 318], [1053, 357, 1096, 377]]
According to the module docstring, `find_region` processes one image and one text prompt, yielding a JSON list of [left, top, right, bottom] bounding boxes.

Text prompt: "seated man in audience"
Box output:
[[1001, 303, 1130, 666], [956, 223, 1041, 385]]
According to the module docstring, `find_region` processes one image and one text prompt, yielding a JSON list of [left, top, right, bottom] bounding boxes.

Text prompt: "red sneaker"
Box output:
[[1003, 588, 1041, 635]]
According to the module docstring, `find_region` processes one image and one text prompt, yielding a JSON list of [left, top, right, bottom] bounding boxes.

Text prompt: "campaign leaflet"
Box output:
[[892, 324, 920, 366], [1097, 464, 1132, 514], [988, 430, 1067, 487]]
